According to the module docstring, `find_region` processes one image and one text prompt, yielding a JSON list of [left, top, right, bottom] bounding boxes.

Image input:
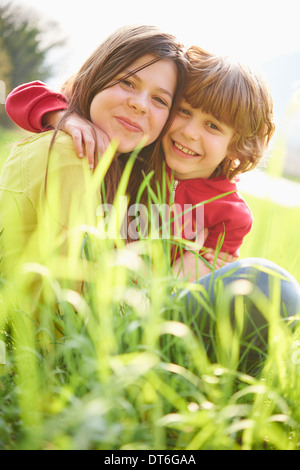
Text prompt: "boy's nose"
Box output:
[[182, 121, 201, 141]]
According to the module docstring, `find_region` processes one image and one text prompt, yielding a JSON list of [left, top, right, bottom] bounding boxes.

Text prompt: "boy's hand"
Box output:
[[173, 251, 213, 282], [62, 114, 110, 169], [44, 110, 111, 169], [173, 249, 238, 283], [202, 249, 238, 269]]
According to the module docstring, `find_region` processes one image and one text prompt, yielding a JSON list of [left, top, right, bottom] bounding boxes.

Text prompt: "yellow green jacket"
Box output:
[[0, 130, 99, 275]]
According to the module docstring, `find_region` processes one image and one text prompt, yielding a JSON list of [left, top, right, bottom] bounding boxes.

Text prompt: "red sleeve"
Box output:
[[202, 197, 253, 256], [5, 81, 68, 132]]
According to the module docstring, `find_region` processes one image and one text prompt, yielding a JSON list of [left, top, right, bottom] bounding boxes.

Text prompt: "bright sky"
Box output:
[[14, 0, 300, 88]]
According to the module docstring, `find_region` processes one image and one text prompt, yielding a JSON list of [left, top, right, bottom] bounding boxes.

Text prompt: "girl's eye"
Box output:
[[120, 79, 134, 88], [154, 96, 168, 107]]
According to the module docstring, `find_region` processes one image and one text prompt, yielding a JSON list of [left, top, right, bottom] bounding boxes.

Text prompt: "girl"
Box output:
[[0, 24, 188, 269]]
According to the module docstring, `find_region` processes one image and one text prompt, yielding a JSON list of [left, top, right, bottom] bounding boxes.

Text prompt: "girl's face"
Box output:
[[90, 54, 177, 154], [162, 100, 235, 180]]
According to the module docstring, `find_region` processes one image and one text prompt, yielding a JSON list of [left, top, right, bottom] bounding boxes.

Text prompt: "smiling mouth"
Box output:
[[172, 140, 200, 158], [116, 116, 143, 133]]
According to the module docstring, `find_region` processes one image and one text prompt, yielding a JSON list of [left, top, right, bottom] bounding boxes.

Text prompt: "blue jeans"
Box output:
[[176, 258, 300, 367], [197, 257, 300, 315]]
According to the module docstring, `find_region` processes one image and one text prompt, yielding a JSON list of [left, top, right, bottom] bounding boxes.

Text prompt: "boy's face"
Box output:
[[162, 100, 235, 180]]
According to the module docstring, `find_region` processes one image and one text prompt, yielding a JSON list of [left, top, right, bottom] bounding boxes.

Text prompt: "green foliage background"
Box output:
[[0, 0, 64, 127]]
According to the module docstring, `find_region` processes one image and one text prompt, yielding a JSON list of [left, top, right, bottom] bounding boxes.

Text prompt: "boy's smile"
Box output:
[[162, 101, 235, 180], [171, 139, 201, 158]]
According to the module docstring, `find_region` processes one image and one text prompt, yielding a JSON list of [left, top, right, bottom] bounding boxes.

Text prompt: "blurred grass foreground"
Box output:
[[0, 126, 300, 450]]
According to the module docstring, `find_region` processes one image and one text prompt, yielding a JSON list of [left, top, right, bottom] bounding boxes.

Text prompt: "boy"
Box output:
[[162, 47, 275, 278]]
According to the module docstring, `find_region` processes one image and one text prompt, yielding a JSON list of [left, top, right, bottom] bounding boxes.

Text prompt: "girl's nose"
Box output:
[[128, 93, 148, 114]]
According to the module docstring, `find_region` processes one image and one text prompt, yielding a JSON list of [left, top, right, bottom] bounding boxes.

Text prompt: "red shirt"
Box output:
[[167, 168, 252, 256], [5, 81, 253, 255]]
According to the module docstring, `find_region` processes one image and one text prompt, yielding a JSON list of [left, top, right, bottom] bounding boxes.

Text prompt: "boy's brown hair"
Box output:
[[184, 46, 275, 180]]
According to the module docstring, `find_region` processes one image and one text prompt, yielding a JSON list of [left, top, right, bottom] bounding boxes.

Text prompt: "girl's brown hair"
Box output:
[[54, 25, 188, 208], [182, 46, 275, 180]]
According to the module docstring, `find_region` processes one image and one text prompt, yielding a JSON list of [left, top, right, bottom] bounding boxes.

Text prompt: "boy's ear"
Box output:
[[226, 154, 240, 168], [226, 152, 236, 161]]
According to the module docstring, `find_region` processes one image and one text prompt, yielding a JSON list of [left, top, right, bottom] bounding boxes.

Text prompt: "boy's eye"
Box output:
[[208, 122, 221, 131], [178, 108, 191, 116]]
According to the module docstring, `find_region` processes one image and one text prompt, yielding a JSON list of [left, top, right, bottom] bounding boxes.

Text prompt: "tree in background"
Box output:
[[0, 0, 65, 127]]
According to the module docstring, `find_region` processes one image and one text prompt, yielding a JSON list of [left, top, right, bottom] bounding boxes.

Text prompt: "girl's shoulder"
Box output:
[[14, 130, 74, 150], [2, 130, 79, 188], [12, 130, 78, 168]]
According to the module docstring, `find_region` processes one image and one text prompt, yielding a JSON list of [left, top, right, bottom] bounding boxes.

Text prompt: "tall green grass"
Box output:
[[240, 194, 300, 284], [0, 129, 300, 450]]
